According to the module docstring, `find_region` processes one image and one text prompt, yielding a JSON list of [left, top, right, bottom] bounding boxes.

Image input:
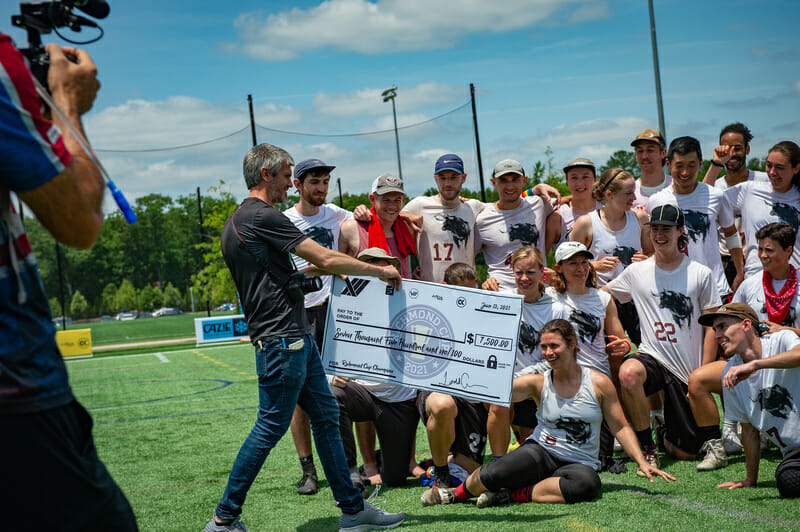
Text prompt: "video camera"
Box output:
[[11, 0, 110, 89], [286, 271, 323, 304]]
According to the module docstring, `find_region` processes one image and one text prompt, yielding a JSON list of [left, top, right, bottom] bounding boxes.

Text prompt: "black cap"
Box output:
[[646, 204, 685, 227]]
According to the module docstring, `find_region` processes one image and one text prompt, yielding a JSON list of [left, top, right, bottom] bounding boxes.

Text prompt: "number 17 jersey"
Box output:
[[605, 256, 719, 384]]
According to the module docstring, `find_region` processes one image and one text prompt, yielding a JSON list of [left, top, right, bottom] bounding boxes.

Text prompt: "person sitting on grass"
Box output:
[[420, 319, 675, 508], [696, 303, 800, 498]]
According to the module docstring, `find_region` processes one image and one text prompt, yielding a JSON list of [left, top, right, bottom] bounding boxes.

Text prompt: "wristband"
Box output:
[[711, 160, 724, 167], [622, 339, 632, 355]]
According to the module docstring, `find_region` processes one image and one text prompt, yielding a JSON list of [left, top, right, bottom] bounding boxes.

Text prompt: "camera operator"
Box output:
[[207, 143, 405, 532], [0, 34, 137, 530]]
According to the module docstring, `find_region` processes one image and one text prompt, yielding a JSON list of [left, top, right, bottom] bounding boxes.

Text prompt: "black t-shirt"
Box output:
[[220, 197, 309, 341]]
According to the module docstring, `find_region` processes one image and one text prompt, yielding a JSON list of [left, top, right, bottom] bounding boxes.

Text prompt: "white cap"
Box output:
[[554, 241, 594, 263]]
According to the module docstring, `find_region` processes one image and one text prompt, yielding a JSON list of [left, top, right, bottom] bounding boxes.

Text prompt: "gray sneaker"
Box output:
[[204, 516, 248, 532], [697, 439, 728, 471], [476, 490, 512, 508], [420, 487, 457, 506], [722, 424, 743, 455], [339, 501, 405, 532]]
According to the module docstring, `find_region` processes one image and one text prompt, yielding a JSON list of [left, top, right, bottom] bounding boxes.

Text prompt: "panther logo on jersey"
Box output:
[[438, 214, 471, 249], [753, 384, 795, 419], [683, 210, 710, 243], [508, 223, 540, 247], [570, 309, 601, 343], [304, 226, 334, 249], [770, 202, 800, 231], [555, 417, 591, 444], [654, 290, 693, 328], [518, 322, 539, 356], [612, 245, 638, 266]]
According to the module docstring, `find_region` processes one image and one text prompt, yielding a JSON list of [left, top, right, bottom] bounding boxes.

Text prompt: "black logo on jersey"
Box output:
[[770, 202, 800, 231], [683, 210, 710, 243], [342, 278, 370, 297], [753, 384, 795, 419], [613, 246, 637, 267], [760, 303, 797, 326], [654, 290, 693, 328], [518, 322, 539, 356], [438, 214, 471, 249], [570, 309, 601, 343], [305, 226, 334, 249], [508, 223, 540, 247], [555, 417, 591, 444]]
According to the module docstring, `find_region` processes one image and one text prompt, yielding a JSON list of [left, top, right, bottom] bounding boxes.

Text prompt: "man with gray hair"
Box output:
[[206, 143, 405, 532]]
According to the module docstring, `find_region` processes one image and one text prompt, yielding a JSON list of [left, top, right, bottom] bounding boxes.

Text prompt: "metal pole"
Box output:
[[248, 94, 258, 146], [337, 178, 344, 208], [648, 0, 666, 141], [197, 187, 210, 317], [470, 83, 487, 202], [55, 242, 67, 331], [391, 98, 403, 179]]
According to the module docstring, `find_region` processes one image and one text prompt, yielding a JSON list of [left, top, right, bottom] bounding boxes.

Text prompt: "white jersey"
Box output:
[[605, 256, 720, 384], [633, 174, 672, 210], [714, 170, 768, 256], [732, 273, 800, 329], [646, 182, 735, 296], [547, 287, 612, 377], [476, 196, 554, 291], [723, 330, 800, 455], [403, 196, 480, 283], [284, 203, 353, 308], [725, 181, 800, 276], [587, 209, 642, 286], [531, 367, 603, 471], [513, 290, 556, 377], [558, 201, 603, 245]]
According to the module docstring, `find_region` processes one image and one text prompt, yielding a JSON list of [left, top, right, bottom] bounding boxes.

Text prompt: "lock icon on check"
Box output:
[[486, 355, 498, 369]]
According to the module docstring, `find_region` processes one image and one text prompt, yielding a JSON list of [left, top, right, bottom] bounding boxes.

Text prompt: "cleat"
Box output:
[[476, 490, 511, 508], [636, 444, 660, 477], [204, 516, 248, 532], [339, 501, 404, 531], [697, 439, 728, 471], [420, 487, 456, 506], [297, 473, 319, 495], [722, 424, 743, 455]]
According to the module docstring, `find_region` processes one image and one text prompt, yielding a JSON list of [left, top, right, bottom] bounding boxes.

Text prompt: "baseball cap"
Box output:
[[357, 247, 401, 272], [435, 154, 464, 174], [554, 241, 594, 263], [370, 174, 404, 195], [563, 157, 596, 175], [492, 159, 525, 178], [698, 302, 759, 327], [631, 129, 666, 148], [294, 158, 335, 181], [646, 204, 685, 227]]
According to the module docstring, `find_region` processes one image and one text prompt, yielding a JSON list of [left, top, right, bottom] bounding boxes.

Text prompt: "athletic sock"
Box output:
[[722, 417, 737, 430], [636, 428, 655, 448], [432, 464, 450, 486], [696, 425, 721, 444], [453, 483, 474, 501], [510, 485, 533, 503], [299, 455, 316, 475]]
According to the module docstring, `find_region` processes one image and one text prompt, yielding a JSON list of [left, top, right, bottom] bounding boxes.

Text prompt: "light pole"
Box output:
[[381, 85, 403, 179]]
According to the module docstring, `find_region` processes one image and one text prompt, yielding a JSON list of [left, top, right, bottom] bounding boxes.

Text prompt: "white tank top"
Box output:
[[530, 366, 602, 470], [588, 209, 642, 286]]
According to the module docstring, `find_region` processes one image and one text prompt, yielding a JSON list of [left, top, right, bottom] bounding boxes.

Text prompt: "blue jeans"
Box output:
[[215, 334, 363, 519]]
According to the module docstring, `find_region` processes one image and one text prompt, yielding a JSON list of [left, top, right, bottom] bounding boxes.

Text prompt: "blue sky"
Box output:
[[4, 0, 799, 209]]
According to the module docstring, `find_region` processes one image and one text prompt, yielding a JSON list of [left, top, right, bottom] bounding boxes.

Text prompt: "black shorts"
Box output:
[[479, 440, 601, 504], [0, 401, 138, 531], [305, 301, 328, 352], [512, 398, 538, 430], [628, 352, 704, 454], [417, 391, 489, 465]]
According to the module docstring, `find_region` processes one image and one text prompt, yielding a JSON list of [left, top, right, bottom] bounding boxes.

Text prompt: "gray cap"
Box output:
[[492, 159, 525, 178], [554, 241, 594, 263], [563, 157, 596, 175], [357, 247, 401, 272], [371, 174, 404, 195]]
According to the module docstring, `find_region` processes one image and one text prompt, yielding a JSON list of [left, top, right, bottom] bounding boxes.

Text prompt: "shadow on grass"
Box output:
[[297, 511, 567, 531]]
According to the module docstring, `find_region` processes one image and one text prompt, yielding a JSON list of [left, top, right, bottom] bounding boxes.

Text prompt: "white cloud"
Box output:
[[226, 0, 609, 61]]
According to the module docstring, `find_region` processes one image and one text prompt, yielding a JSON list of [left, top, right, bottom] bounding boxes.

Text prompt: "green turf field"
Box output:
[[67, 346, 800, 532]]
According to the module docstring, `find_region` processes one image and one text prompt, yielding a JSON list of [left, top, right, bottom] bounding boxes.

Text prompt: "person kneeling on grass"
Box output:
[[695, 303, 800, 498], [420, 319, 675, 508]]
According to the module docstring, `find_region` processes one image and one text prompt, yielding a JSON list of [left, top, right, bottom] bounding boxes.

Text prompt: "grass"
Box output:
[[61, 311, 237, 346], [66, 346, 800, 532]]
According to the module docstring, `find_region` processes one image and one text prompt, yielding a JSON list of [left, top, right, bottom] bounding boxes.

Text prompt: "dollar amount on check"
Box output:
[[321, 276, 523, 405]]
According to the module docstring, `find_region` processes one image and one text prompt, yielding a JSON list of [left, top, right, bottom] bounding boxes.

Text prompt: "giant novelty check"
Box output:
[[321, 276, 523, 406]]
